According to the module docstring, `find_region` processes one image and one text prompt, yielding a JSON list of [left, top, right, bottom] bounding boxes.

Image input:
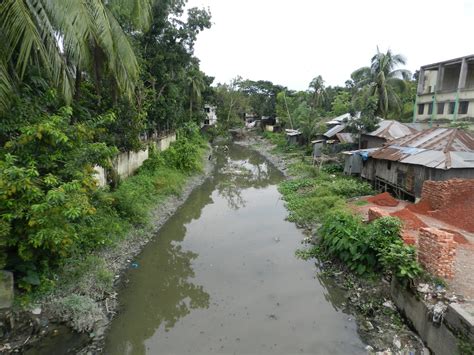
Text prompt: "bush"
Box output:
[[319, 213, 421, 280], [319, 211, 377, 275]]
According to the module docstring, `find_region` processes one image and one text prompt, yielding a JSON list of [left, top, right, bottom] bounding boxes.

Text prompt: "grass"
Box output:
[[278, 168, 373, 228]]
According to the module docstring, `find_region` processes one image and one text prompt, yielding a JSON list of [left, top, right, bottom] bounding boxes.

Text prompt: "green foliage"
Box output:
[[278, 174, 372, 227], [320, 211, 376, 275], [319, 213, 421, 280], [331, 91, 352, 116], [0, 106, 117, 287], [0, 103, 206, 291], [270, 134, 420, 281]]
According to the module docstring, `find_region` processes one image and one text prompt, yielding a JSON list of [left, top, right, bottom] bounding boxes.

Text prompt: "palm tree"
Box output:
[[308, 75, 327, 112], [351, 48, 411, 117], [0, 0, 153, 112], [186, 66, 205, 120]]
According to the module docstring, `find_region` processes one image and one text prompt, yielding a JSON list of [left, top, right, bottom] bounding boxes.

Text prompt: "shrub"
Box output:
[[319, 211, 377, 275], [319, 213, 421, 280]]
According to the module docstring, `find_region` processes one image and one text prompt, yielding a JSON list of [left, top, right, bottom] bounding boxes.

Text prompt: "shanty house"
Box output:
[[285, 129, 302, 145], [360, 120, 417, 149], [361, 128, 474, 200]]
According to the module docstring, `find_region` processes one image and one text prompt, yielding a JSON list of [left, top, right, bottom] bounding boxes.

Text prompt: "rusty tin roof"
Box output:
[[365, 120, 417, 141], [370, 128, 474, 169]]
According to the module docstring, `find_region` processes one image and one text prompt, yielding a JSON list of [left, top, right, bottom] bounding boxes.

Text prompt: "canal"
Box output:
[[104, 143, 366, 354]]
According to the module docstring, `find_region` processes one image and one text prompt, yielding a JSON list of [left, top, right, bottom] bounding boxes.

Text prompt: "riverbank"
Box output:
[[236, 132, 427, 354], [0, 138, 214, 354]]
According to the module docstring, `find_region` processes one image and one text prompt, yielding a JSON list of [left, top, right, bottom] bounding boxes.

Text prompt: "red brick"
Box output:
[[418, 228, 457, 280]]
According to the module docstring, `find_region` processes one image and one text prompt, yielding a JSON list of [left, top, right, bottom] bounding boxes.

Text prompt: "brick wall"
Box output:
[[421, 179, 474, 210], [418, 228, 457, 279]]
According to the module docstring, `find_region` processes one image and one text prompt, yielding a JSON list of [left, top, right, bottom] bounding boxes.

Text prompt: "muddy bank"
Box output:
[[1, 147, 214, 354]]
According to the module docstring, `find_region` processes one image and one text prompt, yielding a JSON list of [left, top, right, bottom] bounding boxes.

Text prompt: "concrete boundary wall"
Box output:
[[93, 132, 177, 187], [391, 279, 474, 354]]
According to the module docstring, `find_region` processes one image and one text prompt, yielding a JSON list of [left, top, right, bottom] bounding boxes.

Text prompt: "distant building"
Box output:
[[360, 128, 474, 200], [415, 55, 474, 125], [204, 104, 217, 126], [285, 129, 302, 145]]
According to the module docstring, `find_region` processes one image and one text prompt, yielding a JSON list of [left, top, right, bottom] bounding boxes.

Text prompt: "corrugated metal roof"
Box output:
[[326, 112, 361, 125], [324, 124, 346, 138], [285, 129, 301, 136], [366, 120, 417, 141], [370, 128, 474, 169], [336, 133, 355, 143]]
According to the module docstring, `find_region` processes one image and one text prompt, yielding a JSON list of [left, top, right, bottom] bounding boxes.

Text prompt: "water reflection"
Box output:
[[105, 143, 283, 354], [213, 144, 280, 210]]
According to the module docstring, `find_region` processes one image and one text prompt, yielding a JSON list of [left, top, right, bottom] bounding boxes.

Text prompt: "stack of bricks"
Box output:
[[421, 179, 474, 210], [418, 228, 457, 279], [367, 207, 390, 222], [400, 230, 416, 245]]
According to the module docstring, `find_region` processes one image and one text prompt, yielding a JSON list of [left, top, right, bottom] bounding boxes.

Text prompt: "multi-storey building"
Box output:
[[415, 54, 474, 124]]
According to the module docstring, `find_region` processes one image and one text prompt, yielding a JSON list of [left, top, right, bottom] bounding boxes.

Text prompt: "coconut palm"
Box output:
[[0, 0, 153, 112], [186, 66, 205, 120], [351, 48, 411, 117], [308, 75, 327, 111]]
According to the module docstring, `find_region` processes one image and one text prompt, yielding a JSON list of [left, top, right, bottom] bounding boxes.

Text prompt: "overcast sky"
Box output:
[[186, 0, 474, 90]]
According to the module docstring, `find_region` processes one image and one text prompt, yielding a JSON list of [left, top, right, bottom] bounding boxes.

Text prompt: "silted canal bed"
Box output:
[[104, 143, 366, 354]]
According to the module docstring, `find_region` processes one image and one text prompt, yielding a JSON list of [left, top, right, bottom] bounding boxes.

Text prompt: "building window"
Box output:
[[418, 104, 424, 115], [449, 102, 456, 114], [459, 101, 469, 115], [387, 161, 392, 170], [437, 102, 445, 115], [428, 103, 433, 115]]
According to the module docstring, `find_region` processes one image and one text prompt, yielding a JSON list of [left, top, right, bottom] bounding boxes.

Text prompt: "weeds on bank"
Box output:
[[263, 131, 422, 282]]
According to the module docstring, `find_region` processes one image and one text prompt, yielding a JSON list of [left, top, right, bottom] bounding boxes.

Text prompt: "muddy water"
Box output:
[[104, 144, 365, 355]]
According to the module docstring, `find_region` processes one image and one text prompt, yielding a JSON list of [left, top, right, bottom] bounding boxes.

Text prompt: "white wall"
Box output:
[[93, 132, 177, 187]]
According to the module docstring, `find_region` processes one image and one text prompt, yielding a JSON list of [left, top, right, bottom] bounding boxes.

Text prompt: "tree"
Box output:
[[214, 77, 250, 128], [186, 65, 206, 121], [331, 91, 352, 116], [0, 0, 154, 112], [138, 1, 212, 132], [346, 96, 379, 148], [308, 75, 327, 113], [239, 80, 285, 117], [351, 48, 411, 117]]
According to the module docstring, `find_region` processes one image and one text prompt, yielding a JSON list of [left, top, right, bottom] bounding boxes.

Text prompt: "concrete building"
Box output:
[[415, 55, 474, 125], [204, 104, 217, 126], [360, 128, 474, 200]]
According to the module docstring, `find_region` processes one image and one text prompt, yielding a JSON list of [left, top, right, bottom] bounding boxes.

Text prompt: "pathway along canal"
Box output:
[[104, 143, 366, 354]]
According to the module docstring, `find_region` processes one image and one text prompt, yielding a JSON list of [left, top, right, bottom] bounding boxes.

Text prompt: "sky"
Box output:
[[185, 0, 474, 90]]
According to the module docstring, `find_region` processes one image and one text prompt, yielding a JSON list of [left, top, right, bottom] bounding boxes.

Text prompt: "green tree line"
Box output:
[[215, 48, 417, 143], [0, 0, 213, 290]]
